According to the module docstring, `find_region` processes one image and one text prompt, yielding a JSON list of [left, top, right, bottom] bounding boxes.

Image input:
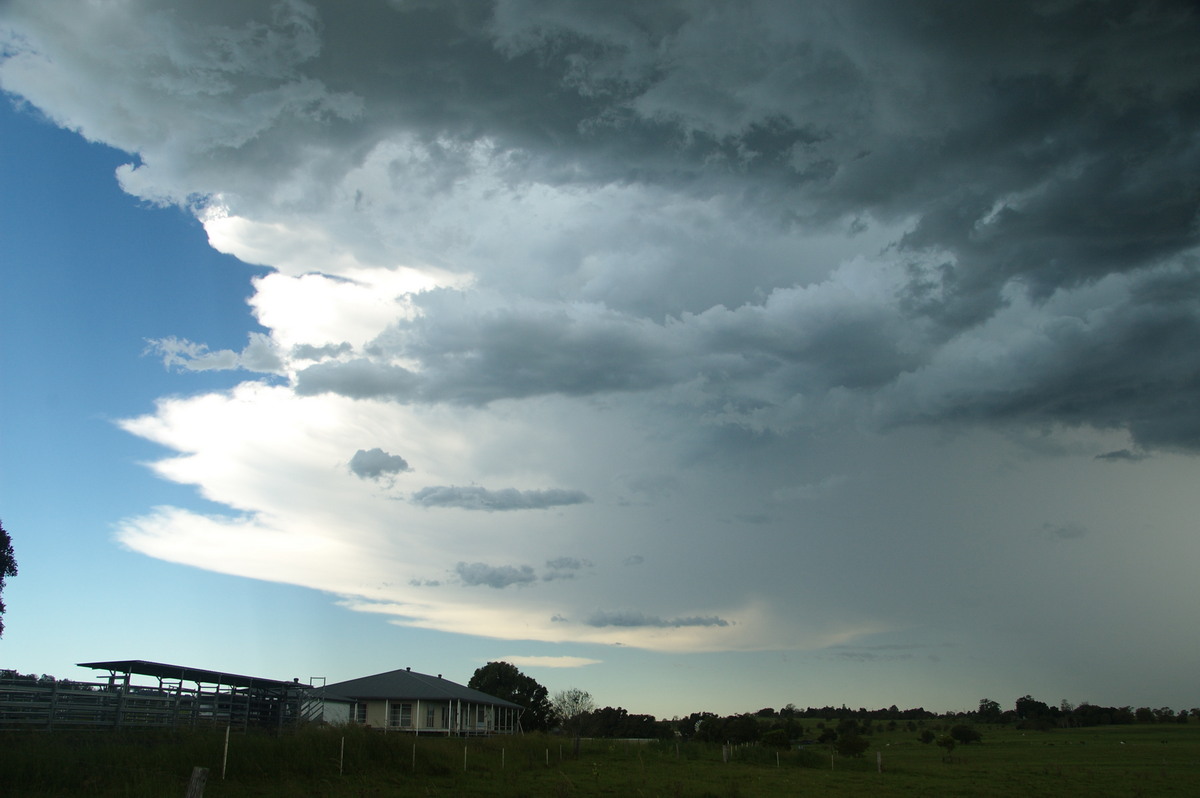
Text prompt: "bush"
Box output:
[[759, 729, 790, 749], [950, 724, 982, 745], [834, 735, 869, 758]]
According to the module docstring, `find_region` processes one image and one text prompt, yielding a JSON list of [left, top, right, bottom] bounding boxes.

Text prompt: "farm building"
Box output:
[[325, 667, 524, 735], [0, 660, 315, 731]]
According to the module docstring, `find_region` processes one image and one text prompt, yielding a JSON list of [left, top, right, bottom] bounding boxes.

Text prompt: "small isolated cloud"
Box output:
[[771, 475, 849, 503], [543, 556, 593, 581], [145, 333, 283, 373], [349, 447, 411, 480], [825, 647, 917, 663], [455, 561, 536, 589], [1043, 522, 1089, 541], [584, 610, 730, 628], [1095, 449, 1148, 463], [546, 556, 592, 570], [412, 485, 590, 511], [495, 655, 601, 669]]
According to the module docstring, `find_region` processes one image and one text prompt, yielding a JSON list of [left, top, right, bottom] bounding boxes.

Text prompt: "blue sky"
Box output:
[[2, 1, 1200, 719]]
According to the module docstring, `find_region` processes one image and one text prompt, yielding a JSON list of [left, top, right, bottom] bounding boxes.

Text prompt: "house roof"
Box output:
[[324, 668, 523, 710]]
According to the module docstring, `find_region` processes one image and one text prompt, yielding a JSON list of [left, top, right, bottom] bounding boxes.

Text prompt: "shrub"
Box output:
[[950, 724, 982, 745], [834, 735, 869, 758]]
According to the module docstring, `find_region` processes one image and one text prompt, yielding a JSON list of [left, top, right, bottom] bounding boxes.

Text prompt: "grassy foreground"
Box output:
[[4, 723, 1200, 797]]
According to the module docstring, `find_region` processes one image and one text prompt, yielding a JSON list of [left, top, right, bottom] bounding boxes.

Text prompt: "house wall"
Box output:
[[317, 700, 352, 725], [354, 699, 518, 734]]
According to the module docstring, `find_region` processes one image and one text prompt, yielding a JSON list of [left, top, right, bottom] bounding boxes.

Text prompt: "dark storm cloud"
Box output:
[[455, 561, 536, 588], [584, 611, 729, 629], [412, 485, 590, 511], [8, 0, 1200, 453], [886, 266, 1200, 451], [348, 448, 410, 480]]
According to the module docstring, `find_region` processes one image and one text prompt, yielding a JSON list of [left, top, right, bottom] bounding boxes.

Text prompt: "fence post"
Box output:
[[222, 726, 230, 779], [47, 680, 59, 732], [185, 766, 208, 798]]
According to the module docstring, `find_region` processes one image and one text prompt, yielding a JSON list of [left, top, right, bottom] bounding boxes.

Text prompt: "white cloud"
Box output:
[[496, 655, 601, 669]]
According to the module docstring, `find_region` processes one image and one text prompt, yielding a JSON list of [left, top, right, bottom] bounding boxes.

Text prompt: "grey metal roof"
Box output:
[[324, 668, 523, 710], [77, 660, 302, 691]]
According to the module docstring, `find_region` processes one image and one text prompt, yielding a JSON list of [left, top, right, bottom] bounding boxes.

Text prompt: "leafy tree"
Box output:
[[935, 735, 957, 759], [950, 724, 982, 744], [760, 728, 790, 748], [977, 698, 1002, 723], [0, 520, 16, 638], [834, 734, 869, 758], [579, 706, 671, 739], [467, 661, 554, 731], [918, 729, 935, 744]]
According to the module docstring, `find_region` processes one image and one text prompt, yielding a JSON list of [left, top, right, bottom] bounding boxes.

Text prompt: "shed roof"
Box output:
[[78, 660, 302, 692], [324, 668, 523, 709]]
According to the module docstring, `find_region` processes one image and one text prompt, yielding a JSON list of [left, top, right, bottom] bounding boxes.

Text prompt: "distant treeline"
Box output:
[[1, 669, 96, 691]]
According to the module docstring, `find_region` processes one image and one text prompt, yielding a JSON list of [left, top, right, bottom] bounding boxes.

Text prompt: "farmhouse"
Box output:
[[325, 666, 523, 735]]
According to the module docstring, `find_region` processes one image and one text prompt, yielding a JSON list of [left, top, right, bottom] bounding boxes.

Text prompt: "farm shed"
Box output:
[[72, 659, 313, 731], [325, 667, 523, 735]]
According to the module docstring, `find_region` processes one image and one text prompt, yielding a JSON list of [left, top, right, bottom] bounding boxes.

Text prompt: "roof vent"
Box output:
[[437, 674, 442, 679], [406, 666, 411, 671]]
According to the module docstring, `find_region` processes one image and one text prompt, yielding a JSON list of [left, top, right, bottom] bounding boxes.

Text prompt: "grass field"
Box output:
[[4, 723, 1200, 796]]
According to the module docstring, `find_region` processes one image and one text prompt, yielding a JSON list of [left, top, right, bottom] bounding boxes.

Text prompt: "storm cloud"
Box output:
[[7, 0, 1200, 714]]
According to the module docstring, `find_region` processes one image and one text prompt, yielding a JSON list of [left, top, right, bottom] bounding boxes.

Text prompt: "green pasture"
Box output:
[[4, 723, 1199, 796]]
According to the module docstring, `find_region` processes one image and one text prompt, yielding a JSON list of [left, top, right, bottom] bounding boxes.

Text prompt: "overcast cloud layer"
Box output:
[[4, 1, 1200, 703]]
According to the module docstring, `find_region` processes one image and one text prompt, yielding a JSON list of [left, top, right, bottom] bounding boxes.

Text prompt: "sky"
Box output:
[[2, 0, 1199, 720]]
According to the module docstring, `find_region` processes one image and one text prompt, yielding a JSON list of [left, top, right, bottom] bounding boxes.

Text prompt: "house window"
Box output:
[[426, 706, 436, 728], [354, 703, 366, 724], [442, 705, 450, 729], [476, 705, 486, 726], [389, 702, 412, 728]]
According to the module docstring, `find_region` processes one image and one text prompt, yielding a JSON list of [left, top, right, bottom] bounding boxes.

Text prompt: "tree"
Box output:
[[935, 734, 957, 760], [467, 661, 554, 732], [977, 698, 1002, 723], [552, 688, 594, 731], [0, 520, 16, 638], [950, 724, 982, 744], [834, 734, 869, 758], [552, 688, 594, 754]]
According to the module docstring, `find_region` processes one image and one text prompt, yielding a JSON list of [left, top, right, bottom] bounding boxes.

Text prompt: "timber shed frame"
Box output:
[[76, 660, 311, 731], [0, 660, 314, 731]]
